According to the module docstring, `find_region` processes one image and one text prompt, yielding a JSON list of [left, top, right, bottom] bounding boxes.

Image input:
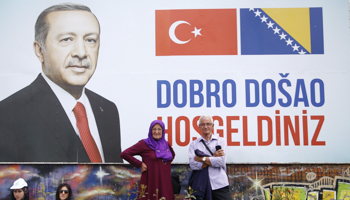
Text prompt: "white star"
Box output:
[[96, 166, 109, 185], [279, 32, 287, 40], [286, 38, 293, 46], [260, 15, 268, 23], [191, 27, 202, 37], [299, 49, 306, 54], [273, 26, 280, 34], [292, 43, 300, 51], [266, 21, 274, 28], [248, 172, 265, 194], [254, 10, 262, 17], [249, 8, 255, 11]]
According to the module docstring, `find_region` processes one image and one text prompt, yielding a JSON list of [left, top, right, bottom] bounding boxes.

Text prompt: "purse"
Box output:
[[187, 140, 215, 199], [171, 173, 181, 194]]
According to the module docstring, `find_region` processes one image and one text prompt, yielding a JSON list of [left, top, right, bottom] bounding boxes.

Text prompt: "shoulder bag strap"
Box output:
[[200, 139, 213, 156]]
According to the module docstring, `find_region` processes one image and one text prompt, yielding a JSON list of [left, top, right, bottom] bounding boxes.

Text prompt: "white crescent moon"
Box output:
[[169, 20, 191, 44]]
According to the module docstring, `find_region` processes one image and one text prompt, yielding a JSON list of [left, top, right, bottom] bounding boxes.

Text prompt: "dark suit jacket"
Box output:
[[0, 74, 122, 162]]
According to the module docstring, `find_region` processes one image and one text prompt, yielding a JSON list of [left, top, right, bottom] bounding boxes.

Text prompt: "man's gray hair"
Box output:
[[34, 3, 94, 51], [198, 115, 213, 126]]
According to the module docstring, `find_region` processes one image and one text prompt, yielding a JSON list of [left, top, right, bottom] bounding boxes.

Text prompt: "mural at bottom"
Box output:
[[0, 164, 349, 200]]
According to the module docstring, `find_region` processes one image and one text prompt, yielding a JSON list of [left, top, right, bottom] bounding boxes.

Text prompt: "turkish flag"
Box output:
[[156, 9, 237, 56]]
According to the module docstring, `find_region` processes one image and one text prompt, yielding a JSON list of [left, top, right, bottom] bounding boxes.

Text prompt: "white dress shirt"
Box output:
[[42, 73, 105, 162]]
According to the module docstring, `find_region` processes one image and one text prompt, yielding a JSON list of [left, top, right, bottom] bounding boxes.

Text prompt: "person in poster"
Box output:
[[0, 3, 122, 163]]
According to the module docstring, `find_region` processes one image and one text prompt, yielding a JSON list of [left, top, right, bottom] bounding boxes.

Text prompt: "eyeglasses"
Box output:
[[199, 123, 213, 127], [152, 128, 162, 132], [59, 190, 69, 194]]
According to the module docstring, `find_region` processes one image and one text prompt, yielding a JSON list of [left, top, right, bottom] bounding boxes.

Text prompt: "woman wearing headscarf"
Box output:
[[121, 120, 175, 200], [10, 178, 29, 200]]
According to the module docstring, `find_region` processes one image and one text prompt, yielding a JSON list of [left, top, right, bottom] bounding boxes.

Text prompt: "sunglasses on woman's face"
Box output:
[[59, 190, 69, 194]]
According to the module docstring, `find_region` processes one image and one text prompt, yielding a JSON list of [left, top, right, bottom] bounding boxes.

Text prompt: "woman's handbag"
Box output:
[[171, 173, 181, 194]]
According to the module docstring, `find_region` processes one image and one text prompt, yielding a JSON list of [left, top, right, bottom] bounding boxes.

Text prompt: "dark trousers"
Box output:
[[194, 186, 231, 200], [212, 186, 232, 200]]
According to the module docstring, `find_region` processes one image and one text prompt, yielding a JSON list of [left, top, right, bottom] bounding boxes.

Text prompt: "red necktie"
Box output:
[[73, 102, 102, 163]]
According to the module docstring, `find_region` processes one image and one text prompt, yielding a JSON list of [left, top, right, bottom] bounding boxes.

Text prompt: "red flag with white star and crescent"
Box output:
[[156, 9, 237, 56]]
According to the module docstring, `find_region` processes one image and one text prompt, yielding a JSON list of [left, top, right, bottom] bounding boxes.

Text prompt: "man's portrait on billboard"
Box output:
[[0, 3, 122, 163]]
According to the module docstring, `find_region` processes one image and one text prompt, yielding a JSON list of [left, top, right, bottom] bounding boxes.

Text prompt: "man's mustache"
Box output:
[[67, 58, 91, 68]]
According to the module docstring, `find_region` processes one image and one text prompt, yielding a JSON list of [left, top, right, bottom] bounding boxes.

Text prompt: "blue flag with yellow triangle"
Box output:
[[240, 8, 324, 55]]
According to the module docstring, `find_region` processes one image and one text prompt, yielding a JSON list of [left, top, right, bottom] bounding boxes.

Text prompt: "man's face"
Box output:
[[41, 10, 100, 91], [199, 117, 213, 136]]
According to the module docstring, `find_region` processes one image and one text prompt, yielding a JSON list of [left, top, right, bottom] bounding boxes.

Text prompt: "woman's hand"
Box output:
[[141, 162, 147, 172]]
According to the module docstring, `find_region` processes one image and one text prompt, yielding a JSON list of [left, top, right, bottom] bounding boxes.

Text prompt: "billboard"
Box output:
[[0, 0, 349, 163]]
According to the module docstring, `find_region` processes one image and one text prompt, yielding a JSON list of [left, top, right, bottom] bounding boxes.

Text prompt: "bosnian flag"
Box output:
[[240, 8, 324, 55], [156, 9, 237, 56]]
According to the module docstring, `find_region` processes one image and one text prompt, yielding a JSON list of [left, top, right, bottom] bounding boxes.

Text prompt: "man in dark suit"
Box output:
[[0, 3, 122, 163]]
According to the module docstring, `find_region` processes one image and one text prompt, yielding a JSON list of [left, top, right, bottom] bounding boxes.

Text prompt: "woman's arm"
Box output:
[[120, 140, 145, 168]]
